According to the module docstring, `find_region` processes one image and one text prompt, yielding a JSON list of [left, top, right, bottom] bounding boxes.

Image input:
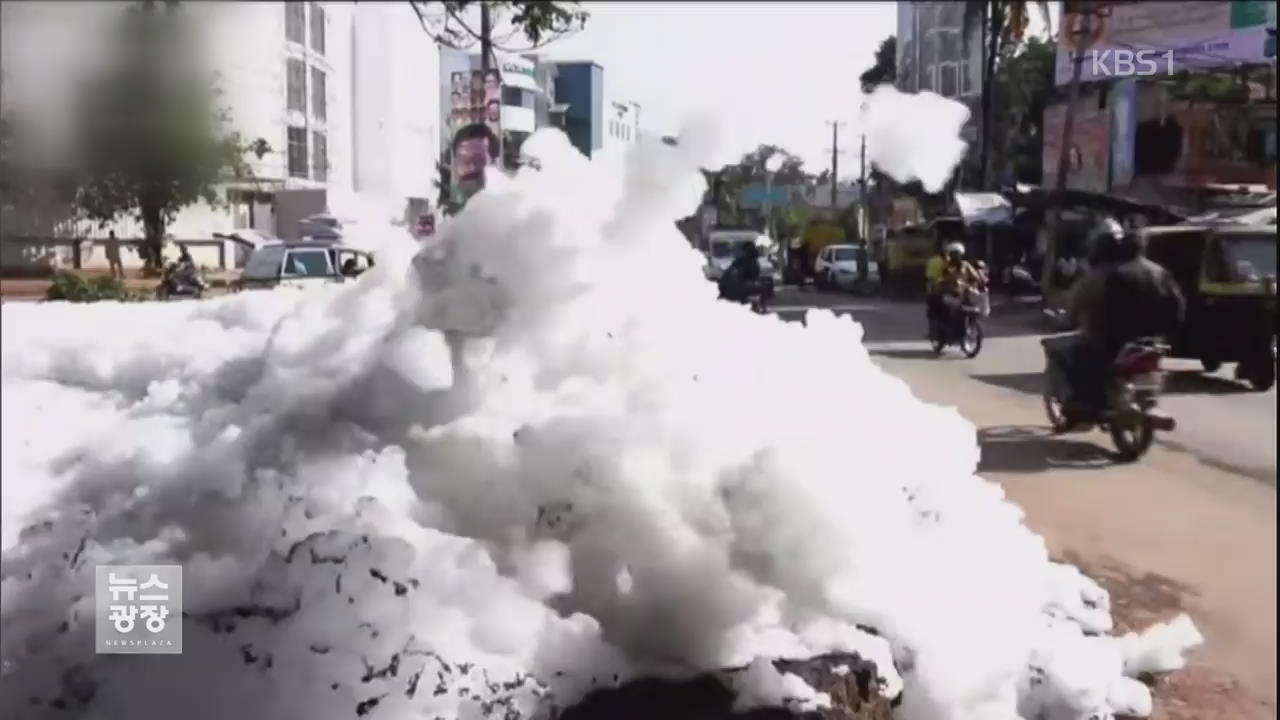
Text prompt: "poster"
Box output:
[[448, 69, 503, 203], [1042, 101, 1111, 194], [1110, 78, 1139, 191], [1056, 1, 1277, 85]]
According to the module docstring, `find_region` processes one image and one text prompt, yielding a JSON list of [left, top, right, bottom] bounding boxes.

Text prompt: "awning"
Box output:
[[954, 192, 1013, 227]]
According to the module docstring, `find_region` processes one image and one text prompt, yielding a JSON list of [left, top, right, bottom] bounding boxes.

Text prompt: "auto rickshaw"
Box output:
[[1143, 223, 1277, 391]]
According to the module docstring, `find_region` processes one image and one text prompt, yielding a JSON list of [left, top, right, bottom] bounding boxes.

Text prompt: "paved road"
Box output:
[[772, 287, 1277, 719]]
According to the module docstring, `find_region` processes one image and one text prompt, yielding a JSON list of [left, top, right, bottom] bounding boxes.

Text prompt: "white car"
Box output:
[[814, 244, 878, 292], [233, 241, 375, 292]]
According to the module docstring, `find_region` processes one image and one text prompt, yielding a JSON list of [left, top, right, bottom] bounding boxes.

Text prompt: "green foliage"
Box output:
[[859, 36, 896, 94], [410, 1, 589, 51], [992, 36, 1056, 184], [72, 1, 269, 267], [701, 145, 815, 229], [45, 272, 140, 303]]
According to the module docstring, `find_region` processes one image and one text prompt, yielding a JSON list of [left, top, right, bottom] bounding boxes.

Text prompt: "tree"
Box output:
[[962, 0, 1052, 190], [409, 1, 589, 69], [701, 145, 813, 230], [859, 36, 897, 94], [991, 36, 1055, 185], [72, 1, 268, 270]]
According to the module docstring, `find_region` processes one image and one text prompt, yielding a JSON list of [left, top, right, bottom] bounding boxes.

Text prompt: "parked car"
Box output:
[[232, 240, 374, 292], [814, 243, 879, 293]]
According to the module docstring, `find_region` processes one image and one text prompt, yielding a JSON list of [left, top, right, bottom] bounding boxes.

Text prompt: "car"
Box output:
[[232, 240, 375, 292], [814, 244, 878, 293]]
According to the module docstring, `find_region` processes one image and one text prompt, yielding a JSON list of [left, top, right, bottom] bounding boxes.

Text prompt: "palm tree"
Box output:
[[963, 0, 1052, 191]]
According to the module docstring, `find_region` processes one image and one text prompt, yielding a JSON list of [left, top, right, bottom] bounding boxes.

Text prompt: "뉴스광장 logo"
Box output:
[[95, 565, 183, 654]]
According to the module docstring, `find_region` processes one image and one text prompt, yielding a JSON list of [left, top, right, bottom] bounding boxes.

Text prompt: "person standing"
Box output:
[[105, 230, 124, 279]]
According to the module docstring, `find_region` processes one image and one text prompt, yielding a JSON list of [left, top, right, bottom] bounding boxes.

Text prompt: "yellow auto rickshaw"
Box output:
[[1144, 223, 1277, 391]]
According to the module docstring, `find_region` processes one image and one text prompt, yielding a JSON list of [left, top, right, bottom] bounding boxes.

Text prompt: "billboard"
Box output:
[[447, 69, 503, 203], [1043, 100, 1112, 193], [1056, 1, 1278, 85]]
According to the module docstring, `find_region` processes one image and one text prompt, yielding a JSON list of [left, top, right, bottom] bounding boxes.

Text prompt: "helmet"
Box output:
[[945, 242, 965, 257], [1086, 218, 1125, 264]]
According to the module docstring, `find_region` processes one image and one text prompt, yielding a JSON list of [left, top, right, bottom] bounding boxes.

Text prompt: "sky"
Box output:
[[541, 1, 1059, 178]]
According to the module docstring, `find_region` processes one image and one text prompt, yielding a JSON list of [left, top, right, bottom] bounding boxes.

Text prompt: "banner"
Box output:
[[1056, 1, 1277, 85], [1110, 78, 1139, 190], [1043, 101, 1112, 194], [447, 69, 503, 203]]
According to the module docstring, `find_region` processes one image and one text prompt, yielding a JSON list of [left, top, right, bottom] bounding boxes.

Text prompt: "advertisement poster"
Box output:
[[448, 69, 503, 203], [1056, 1, 1277, 85], [1110, 78, 1139, 191], [1042, 102, 1111, 193]]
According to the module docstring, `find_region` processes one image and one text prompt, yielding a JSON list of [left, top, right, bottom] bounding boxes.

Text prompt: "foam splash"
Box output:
[[1, 94, 1199, 720]]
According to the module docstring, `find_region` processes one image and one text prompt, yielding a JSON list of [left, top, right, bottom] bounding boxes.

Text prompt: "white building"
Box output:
[[602, 98, 641, 154], [0, 1, 439, 250]]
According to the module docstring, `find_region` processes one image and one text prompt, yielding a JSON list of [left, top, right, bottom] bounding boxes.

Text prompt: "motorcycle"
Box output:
[[929, 291, 984, 358], [156, 263, 208, 301], [718, 271, 773, 315], [1041, 336, 1177, 462]]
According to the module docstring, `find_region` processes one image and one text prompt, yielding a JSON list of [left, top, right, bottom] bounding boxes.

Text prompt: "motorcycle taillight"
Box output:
[[1117, 350, 1162, 376]]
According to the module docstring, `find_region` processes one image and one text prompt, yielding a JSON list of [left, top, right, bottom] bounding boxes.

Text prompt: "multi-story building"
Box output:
[[550, 60, 641, 159], [894, 1, 983, 147], [0, 1, 439, 249]]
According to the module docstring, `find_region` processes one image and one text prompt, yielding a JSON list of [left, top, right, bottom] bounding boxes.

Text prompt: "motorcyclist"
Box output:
[[170, 247, 204, 292], [1058, 220, 1186, 411], [934, 242, 981, 333], [719, 241, 761, 303]]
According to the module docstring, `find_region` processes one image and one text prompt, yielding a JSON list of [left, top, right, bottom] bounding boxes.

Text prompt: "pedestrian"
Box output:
[[105, 230, 124, 279]]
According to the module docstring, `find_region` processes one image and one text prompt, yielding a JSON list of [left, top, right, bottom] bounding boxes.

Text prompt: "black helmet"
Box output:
[[1086, 218, 1125, 264]]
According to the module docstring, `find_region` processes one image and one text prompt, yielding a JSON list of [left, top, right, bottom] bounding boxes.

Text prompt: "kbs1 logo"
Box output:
[[1088, 49, 1175, 78], [95, 565, 183, 654]]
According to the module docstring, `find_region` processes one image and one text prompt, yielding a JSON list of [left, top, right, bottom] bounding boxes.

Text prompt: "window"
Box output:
[[309, 2, 326, 55], [283, 248, 333, 277], [312, 131, 327, 182], [287, 126, 308, 178], [939, 62, 958, 98], [287, 59, 306, 112], [244, 246, 287, 280], [311, 67, 326, 120], [286, 2, 305, 45], [924, 65, 937, 92]]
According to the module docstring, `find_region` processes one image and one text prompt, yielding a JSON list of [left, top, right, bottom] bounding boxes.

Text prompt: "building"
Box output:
[[550, 60, 641, 159], [0, 1, 439, 259], [894, 1, 983, 146]]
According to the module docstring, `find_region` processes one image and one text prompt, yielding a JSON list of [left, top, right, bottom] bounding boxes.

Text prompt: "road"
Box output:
[[771, 287, 1277, 720]]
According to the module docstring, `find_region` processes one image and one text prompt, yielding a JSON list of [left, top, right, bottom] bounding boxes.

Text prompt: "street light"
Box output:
[[764, 154, 786, 269]]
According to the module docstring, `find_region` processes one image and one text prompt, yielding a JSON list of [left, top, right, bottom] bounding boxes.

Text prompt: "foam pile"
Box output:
[[1, 93, 1200, 720]]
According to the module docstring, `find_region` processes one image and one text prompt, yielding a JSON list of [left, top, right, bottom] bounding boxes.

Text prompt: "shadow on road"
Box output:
[[1163, 370, 1251, 396], [872, 348, 949, 360], [972, 370, 1254, 398], [978, 425, 1115, 473], [971, 372, 1045, 396]]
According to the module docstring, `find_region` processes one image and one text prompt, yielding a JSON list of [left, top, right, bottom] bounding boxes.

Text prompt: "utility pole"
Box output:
[[859, 133, 868, 244], [1042, 1, 1097, 312], [825, 120, 846, 209], [480, 2, 493, 72]]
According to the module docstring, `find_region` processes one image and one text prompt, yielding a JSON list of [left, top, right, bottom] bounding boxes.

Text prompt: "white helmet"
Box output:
[[945, 242, 965, 256]]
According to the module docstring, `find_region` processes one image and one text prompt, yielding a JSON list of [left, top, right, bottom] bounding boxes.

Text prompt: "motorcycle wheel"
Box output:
[[960, 316, 983, 358], [1043, 363, 1074, 433], [1109, 416, 1155, 462]]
